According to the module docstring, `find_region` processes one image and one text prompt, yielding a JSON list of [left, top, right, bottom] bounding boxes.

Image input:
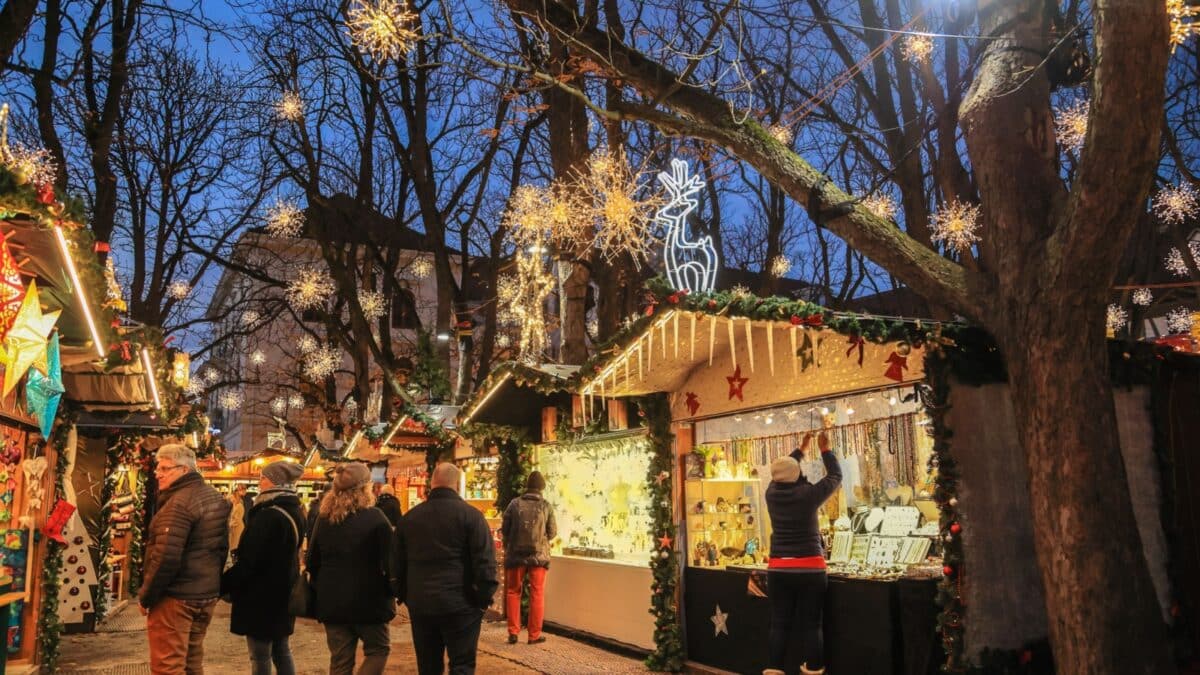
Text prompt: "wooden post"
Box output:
[[571, 395, 585, 428], [541, 407, 558, 443], [607, 400, 628, 431]]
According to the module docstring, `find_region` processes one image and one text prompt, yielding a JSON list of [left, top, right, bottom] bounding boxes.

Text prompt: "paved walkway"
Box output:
[[57, 603, 651, 674]]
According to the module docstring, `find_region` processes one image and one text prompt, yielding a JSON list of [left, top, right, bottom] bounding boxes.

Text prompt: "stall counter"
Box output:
[[543, 555, 654, 651]]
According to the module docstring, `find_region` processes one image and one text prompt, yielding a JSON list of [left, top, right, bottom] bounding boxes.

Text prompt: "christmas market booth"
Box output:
[[342, 404, 460, 513], [201, 447, 327, 513]]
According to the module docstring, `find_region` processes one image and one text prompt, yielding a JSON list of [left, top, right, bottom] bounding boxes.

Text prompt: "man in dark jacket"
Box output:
[[376, 484, 403, 528], [398, 462, 498, 675], [222, 460, 306, 675], [500, 471, 556, 644], [140, 444, 230, 674]]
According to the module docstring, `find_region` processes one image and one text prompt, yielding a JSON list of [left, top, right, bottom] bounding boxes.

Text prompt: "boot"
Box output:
[[800, 665, 826, 675], [761, 670, 786, 675]]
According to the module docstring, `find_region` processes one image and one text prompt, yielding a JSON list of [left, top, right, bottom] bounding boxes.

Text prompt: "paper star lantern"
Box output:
[[26, 332, 63, 437], [0, 233, 25, 339], [3, 281, 61, 398]]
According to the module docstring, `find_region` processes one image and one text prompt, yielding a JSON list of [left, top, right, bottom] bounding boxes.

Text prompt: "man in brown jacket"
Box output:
[[140, 444, 230, 674]]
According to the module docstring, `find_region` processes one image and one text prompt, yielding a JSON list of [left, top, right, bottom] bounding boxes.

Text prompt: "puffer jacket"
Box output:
[[398, 487, 498, 615], [501, 492, 556, 568], [140, 471, 231, 608]]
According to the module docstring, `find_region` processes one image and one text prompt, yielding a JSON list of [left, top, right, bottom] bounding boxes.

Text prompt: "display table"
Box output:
[[684, 567, 941, 674], [542, 555, 654, 650]]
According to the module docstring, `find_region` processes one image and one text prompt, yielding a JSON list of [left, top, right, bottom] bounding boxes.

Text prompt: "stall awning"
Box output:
[[459, 363, 576, 429]]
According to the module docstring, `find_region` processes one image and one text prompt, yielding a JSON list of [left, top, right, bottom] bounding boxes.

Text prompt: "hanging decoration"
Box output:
[[1132, 288, 1153, 306], [710, 605, 730, 637], [767, 124, 793, 145], [768, 255, 791, 278], [297, 334, 318, 353], [512, 242, 555, 364], [167, 280, 191, 300], [346, 0, 419, 60], [1106, 304, 1129, 333], [929, 200, 982, 252], [685, 392, 700, 416], [288, 392, 305, 409], [26, 332, 63, 437], [265, 199, 305, 238], [1152, 182, 1199, 225], [358, 289, 387, 320], [846, 333, 866, 366], [240, 309, 260, 327], [1164, 242, 1200, 277], [884, 341, 910, 382], [409, 256, 433, 279], [0, 233, 25, 339], [902, 34, 934, 64], [285, 266, 335, 310], [659, 159, 717, 294], [1166, 307, 1194, 334], [275, 91, 304, 123], [217, 389, 244, 410], [103, 258, 126, 313], [1053, 100, 1089, 152], [249, 349, 266, 365], [860, 193, 898, 221], [726, 364, 749, 401], [0, 104, 57, 187], [569, 148, 662, 267], [3, 280, 61, 397], [303, 344, 341, 381], [1168, 0, 1200, 51]]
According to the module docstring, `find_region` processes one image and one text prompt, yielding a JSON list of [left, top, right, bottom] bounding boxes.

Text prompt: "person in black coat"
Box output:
[[376, 484, 403, 528], [306, 463, 397, 675], [398, 462, 498, 675], [222, 460, 307, 675]]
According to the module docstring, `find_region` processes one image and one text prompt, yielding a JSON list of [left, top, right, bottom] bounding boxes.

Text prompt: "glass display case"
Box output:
[[536, 434, 653, 565], [458, 456, 501, 533]]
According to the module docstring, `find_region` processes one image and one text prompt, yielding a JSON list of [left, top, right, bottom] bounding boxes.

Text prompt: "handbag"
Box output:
[[273, 506, 316, 618]]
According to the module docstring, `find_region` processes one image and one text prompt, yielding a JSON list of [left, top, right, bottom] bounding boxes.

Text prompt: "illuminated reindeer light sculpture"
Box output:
[[658, 159, 718, 294]]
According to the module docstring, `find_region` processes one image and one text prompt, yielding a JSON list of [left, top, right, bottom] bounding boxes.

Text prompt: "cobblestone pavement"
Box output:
[[57, 603, 651, 674]]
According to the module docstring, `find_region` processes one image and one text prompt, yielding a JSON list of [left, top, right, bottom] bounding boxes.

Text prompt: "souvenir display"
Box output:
[[459, 456, 499, 501], [538, 436, 653, 565]]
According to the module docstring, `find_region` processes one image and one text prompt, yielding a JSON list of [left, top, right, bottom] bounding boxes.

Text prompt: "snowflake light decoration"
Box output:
[[1169, 0, 1200, 52], [1166, 307, 1194, 334], [241, 310, 260, 327], [275, 91, 304, 123], [184, 380, 203, 397], [297, 335, 319, 354], [930, 200, 982, 251], [250, 349, 266, 365], [409, 256, 433, 279], [288, 393, 305, 409], [0, 105, 57, 186], [1106, 304, 1128, 332], [286, 266, 336, 310], [769, 255, 792, 278], [1152, 183, 1198, 225], [730, 284, 752, 300], [569, 149, 661, 267], [265, 199, 305, 238], [1164, 242, 1200, 277], [902, 34, 934, 64], [218, 390, 244, 411], [496, 333, 512, 348], [271, 397, 287, 414], [861, 194, 898, 221], [346, 0, 419, 60], [768, 124, 793, 145], [1133, 288, 1153, 306], [200, 368, 219, 385], [303, 345, 340, 381], [1054, 100, 1089, 152], [504, 183, 585, 250], [168, 281, 191, 300], [358, 289, 387, 320]]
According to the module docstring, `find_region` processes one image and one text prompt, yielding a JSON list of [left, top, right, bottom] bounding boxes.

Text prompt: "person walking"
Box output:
[[140, 444, 231, 675], [306, 463, 397, 675], [227, 484, 247, 559], [222, 461, 306, 675], [398, 462, 498, 675], [763, 432, 842, 675], [376, 484, 403, 528], [500, 471, 556, 645]]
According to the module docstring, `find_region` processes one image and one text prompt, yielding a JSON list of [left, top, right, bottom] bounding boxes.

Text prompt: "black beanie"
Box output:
[[525, 471, 546, 493]]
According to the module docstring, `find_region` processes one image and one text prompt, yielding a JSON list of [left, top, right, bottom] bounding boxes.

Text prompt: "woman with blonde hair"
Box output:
[[306, 463, 397, 675]]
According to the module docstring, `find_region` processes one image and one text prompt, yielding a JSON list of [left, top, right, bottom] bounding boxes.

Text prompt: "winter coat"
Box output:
[[501, 492, 556, 568], [140, 471, 231, 608], [242, 493, 254, 527], [397, 487, 498, 616], [228, 497, 245, 551], [765, 450, 842, 559], [376, 492, 403, 529], [306, 507, 397, 625], [222, 489, 306, 639]]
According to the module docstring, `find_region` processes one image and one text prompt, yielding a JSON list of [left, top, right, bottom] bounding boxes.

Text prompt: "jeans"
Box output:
[[505, 566, 547, 640], [146, 597, 218, 674], [247, 635, 295, 675], [324, 623, 390, 675], [410, 609, 484, 675], [767, 571, 826, 671]]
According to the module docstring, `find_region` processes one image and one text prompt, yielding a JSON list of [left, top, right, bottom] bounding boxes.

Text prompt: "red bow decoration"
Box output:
[[36, 182, 55, 205], [846, 335, 865, 366], [109, 341, 132, 361], [667, 289, 688, 304], [93, 241, 111, 253], [789, 313, 824, 327]]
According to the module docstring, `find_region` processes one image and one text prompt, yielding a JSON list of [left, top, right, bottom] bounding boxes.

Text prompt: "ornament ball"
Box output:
[[948, 497, 958, 507], [950, 522, 961, 534], [943, 565, 954, 576]]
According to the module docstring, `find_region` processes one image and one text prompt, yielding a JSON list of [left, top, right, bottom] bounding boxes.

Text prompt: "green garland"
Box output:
[[37, 408, 78, 672], [639, 393, 684, 672], [459, 423, 532, 512], [458, 362, 574, 425]]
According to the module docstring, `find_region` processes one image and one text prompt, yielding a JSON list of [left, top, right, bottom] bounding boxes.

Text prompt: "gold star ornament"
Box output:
[[3, 281, 61, 398]]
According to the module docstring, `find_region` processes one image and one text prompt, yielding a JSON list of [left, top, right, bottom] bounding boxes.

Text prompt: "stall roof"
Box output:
[[458, 362, 577, 429]]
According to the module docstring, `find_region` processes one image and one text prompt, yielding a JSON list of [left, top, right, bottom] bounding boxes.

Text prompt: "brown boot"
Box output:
[[800, 665, 826, 675]]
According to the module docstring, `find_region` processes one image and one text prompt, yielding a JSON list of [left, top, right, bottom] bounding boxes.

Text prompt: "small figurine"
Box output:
[[745, 537, 760, 562], [706, 542, 719, 566]]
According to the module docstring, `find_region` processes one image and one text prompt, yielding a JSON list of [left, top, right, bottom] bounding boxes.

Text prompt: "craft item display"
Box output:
[[686, 475, 764, 568], [460, 456, 499, 501], [878, 506, 922, 537], [19, 456, 46, 527], [0, 529, 26, 653]]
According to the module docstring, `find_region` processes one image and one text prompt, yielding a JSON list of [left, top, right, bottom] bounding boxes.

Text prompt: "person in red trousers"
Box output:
[[500, 472, 557, 645]]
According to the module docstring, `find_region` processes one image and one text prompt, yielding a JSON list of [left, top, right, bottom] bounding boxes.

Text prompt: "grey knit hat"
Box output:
[[262, 460, 304, 487]]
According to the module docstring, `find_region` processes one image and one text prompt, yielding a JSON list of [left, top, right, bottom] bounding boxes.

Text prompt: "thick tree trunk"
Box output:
[[0, 0, 38, 73], [999, 305, 1173, 673]]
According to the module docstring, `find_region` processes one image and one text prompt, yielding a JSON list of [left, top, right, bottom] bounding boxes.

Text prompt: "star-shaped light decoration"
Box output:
[[657, 533, 673, 549], [930, 199, 982, 252], [1132, 288, 1153, 306], [711, 604, 729, 637], [25, 331, 63, 437], [3, 281, 61, 397], [0, 233, 26, 339], [726, 364, 749, 402], [346, 0, 419, 61]]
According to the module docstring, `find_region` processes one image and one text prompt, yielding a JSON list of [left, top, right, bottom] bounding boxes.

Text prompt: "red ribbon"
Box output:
[[36, 183, 55, 205], [110, 341, 132, 361], [94, 241, 111, 253], [846, 335, 865, 366]]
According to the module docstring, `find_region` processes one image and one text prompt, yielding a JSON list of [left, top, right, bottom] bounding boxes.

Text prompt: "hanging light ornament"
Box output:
[[504, 184, 584, 250], [297, 334, 319, 354], [1106, 304, 1129, 332], [275, 91, 304, 123], [510, 239, 555, 363], [930, 200, 982, 252], [358, 289, 387, 320], [271, 396, 287, 414], [0, 106, 57, 186], [201, 368, 219, 385], [265, 199, 306, 238], [183, 380, 203, 397], [768, 124, 793, 145], [1054, 100, 1089, 152], [1168, 0, 1200, 52], [241, 310, 260, 327], [860, 194, 898, 221], [168, 280, 191, 300], [303, 345, 341, 381], [218, 390, 244, 411], [1164, 241, 1200, 277], [409, 256, 433, 279], [902, 34, 934, 64], [1166, 307, 1194, 334], [1152, 182, 1199, 225], [496, 333, 512, 348], [1133, 288, 1153, 306], [250, 349, 266, 365], [569, 148, 662, 267], [288, 393, 305, 409], [286, 266, 336, 310], [730, 284, 752, 300], [769, 255, 792, 278], [346, 0, 419, 60]]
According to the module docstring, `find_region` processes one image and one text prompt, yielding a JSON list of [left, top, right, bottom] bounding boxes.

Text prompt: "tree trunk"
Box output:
[[0, 0, 38, 73]]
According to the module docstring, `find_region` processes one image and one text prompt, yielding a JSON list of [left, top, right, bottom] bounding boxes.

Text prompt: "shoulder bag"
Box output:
[[272, 505, 317, 618]]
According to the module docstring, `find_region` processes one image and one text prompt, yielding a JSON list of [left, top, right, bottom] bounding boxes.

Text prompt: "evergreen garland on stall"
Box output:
[[639, 393, 684, 672], [460, 423, 531, 512], [37, 414, 76, 672]]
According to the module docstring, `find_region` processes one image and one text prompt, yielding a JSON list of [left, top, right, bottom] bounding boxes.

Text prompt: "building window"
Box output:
[[392, 289, 421, 330]]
